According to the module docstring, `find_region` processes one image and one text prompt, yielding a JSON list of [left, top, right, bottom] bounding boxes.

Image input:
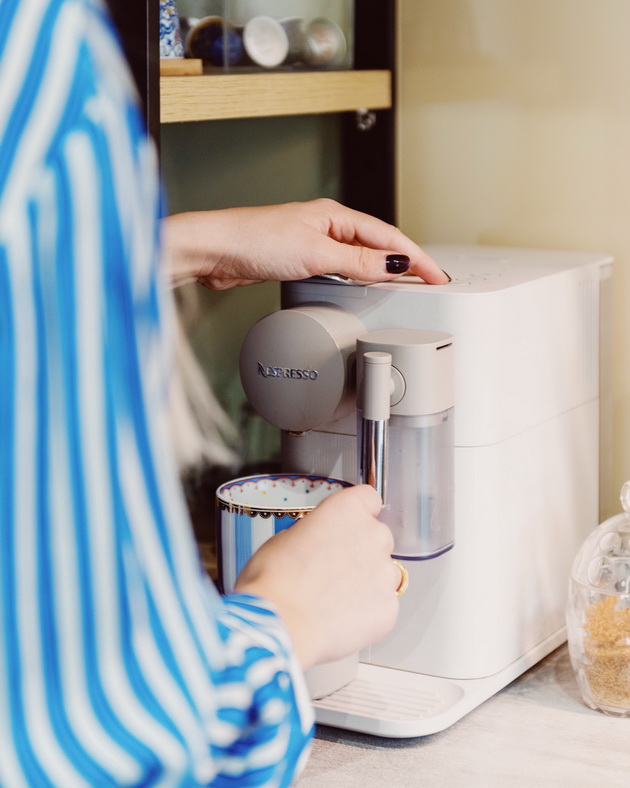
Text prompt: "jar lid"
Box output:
[[571, 482, 630, 594]]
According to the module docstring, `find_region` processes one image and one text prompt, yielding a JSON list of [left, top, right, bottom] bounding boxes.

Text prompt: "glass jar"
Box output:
[[566, 482, 630, 716], [178, 0, 354, 71]]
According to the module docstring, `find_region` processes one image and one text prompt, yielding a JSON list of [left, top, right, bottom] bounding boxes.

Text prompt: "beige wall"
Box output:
[[398, 0, 630, 517]]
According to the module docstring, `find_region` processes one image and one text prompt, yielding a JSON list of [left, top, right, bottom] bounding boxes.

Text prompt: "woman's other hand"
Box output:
[[233, 484, 403, 671], [163, 199, 449, 289]]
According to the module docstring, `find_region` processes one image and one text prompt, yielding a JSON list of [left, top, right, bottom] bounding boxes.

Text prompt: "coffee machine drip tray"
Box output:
[[312, 628, 565, 738]]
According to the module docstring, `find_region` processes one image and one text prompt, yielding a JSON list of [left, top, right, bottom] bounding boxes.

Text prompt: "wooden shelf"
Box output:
[[160, 58, 203, 76], [160, 69, 391, 123]]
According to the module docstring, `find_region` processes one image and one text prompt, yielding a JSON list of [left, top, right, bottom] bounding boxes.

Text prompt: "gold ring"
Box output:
[[392, 559, 409, 597]]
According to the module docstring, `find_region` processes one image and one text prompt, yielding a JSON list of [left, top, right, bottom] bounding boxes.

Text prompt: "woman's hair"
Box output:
[[169, 290, 239, 474]]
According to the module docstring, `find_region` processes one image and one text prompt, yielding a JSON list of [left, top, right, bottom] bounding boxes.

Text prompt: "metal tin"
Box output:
[[303, 17, 347, 67]]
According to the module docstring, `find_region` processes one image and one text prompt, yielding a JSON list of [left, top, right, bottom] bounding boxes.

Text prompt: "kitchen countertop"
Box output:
[[295, 646, 630, 788]]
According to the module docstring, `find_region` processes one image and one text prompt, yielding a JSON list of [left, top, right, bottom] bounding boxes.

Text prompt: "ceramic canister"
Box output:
[[159, 0, 184, 58]]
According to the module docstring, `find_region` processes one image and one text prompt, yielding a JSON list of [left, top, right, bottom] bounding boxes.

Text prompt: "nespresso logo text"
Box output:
[[257, 363, 318, 381]]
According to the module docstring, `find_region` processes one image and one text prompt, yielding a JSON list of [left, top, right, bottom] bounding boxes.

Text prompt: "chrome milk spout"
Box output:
[[358, 351, 392, 499]]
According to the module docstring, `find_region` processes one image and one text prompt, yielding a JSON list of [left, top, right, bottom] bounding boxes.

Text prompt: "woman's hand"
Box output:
[[162, 199, 449, 289], [233, 485, 402, 671]]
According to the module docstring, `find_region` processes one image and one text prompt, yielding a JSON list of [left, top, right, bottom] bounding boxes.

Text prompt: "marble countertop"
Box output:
[[295, 646, 630, 788]]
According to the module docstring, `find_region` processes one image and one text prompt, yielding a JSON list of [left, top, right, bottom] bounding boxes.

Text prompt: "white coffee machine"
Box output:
[[239, 245, 612, 737]]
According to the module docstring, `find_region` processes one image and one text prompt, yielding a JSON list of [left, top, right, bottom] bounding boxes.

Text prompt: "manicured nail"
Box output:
[[386, 254, 410, 274], [442, 269, 452, 282]]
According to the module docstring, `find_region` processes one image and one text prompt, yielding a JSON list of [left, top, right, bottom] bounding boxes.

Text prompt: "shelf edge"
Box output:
[[160, 70, 391, 123]]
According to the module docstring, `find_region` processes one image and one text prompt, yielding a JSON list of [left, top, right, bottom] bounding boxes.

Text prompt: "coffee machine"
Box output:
[[239, 244, 612, 737]]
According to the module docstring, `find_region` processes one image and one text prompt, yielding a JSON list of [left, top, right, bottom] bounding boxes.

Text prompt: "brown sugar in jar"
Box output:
[[583, 595, 630, 710], [567, 481, 630, 717]]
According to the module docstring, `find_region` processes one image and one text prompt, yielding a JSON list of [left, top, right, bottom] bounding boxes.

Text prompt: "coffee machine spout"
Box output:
[[358, 351, 392, 500]]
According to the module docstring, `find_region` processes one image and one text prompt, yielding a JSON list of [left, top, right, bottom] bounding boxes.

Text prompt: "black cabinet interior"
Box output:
[[342, 1, 396, 224], [108, 0, 395, 223], [105, 0, 160, 144]]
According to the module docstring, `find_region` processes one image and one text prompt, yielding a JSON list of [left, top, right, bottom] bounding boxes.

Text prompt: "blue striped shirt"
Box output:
[[0, 1, 314, 785]]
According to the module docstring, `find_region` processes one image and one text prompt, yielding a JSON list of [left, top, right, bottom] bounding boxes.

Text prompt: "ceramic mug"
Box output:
[[242, 16, 290, 68], [215, 473, 359, 699]]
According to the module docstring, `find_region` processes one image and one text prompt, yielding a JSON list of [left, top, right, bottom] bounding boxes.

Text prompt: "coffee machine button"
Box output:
[[390, 366, 406, 407]]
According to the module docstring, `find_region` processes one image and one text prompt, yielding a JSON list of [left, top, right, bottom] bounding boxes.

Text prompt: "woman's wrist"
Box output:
[[234, 579, 321, 671], [161, 211, 233, 288]]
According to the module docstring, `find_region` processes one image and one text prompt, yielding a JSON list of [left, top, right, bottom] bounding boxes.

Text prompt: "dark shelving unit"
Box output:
[[110, 1, 396, 222]]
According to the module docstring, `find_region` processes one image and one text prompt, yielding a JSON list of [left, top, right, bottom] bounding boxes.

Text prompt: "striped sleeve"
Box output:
[[211, 595, 314, 787], [0, 1, 314, 786]]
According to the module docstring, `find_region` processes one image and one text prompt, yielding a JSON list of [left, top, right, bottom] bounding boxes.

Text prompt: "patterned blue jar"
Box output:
[[159, 0, 184, 58]]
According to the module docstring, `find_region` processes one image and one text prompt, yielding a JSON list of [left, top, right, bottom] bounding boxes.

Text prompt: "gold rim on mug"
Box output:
[[216, 474, 353, 520], [216, 499, 309, 519]]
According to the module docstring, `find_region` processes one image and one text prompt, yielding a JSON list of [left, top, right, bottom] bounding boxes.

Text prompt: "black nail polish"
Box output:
[[386, 254, 410, 274], [442, 269, 453, 282]]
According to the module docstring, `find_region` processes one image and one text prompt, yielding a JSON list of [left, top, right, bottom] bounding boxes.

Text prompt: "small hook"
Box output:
[[355, 108, 377, 132]]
